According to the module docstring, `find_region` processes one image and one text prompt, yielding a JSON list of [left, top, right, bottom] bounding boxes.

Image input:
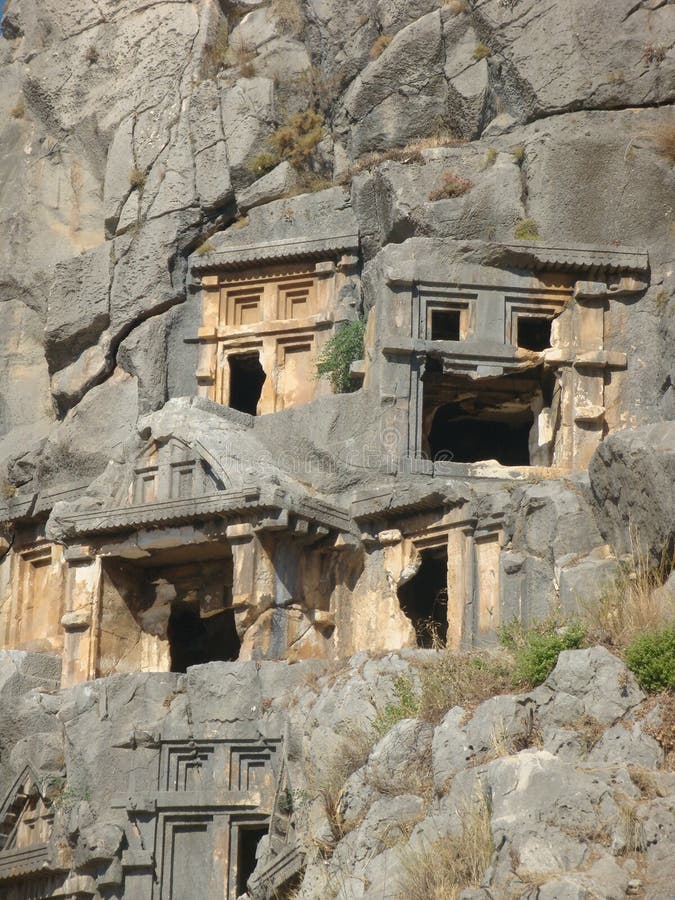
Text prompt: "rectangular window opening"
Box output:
[[517, 316, 553, 351], [430, 309, 461, 341]]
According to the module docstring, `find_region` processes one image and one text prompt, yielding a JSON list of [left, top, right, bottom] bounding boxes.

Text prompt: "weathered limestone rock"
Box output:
[[535, 646, 645, 725], [0, 0, 673, 892], [589, 422, 675, 564]]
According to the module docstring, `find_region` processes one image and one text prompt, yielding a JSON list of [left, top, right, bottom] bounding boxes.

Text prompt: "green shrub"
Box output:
[[625, 627, 675, 692], [316, 318, 366, 393], [501, 620, 586, 686], [373, 675, 420, 737]]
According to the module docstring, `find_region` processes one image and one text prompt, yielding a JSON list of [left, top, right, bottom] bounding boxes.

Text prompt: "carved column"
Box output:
[[446, 522, 474, 651], [60, 547, 102, 688], [226, 523, 275, 658], [474, 523, 503, 643]]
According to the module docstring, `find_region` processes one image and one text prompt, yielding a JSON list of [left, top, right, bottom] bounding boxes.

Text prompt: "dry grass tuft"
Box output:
[[271, 0, 304, 37], [417, 650, 516, 725], [644, 693, 675, 768], [473, 43, 491, 61], [398, 786, 493, 900], [513, 217, 540, 240], [307, 724, 375, 844], [249, 110, 324, 177], [128, 166, 146, 189], [617, 803, 647, 854], [228, 36, 257, 77], [202, 19, 230, 79], [370, 34, 393, 60], [571, 714, 606, 756], [628, 766, 664, 799], [339, 134, 466, 183], [445, 0, 470, 13], [428, 171, 474, 201], [580, 538, 674, 651], [647, 120, 675, 165], [511, 144, 525, 163]]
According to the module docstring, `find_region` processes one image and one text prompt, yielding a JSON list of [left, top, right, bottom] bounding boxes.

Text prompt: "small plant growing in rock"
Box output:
[[202, 19, 230, 79], [429, 172, 473, 201], [473, 43, 491, 61], [644, 693, 674, 761], [625, 626, 675, 692], [445, 0, 470, 13], [195, 239, 215, 256], [248, 151, 279, 177], [85, 45, 99, 64], [270, 110, 324, 168], [10, 97, 25, 119], [0, 481, 17, 499], [129, 166, 146, 189], [511, 144, 525, 163], [373, 675, 420, 737], [316, 317, 365, 393], [483, 147, 498, 168], [513, 217, 540, 240], [249, 110, 324, 178], [370, 34, 393, 60], [643, 43, 666, 65], [501, 620, 586, 686]]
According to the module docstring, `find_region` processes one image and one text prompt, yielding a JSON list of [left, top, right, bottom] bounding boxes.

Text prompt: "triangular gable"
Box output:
[[115, 437, 230, 508], [0, 768, 52, 854]]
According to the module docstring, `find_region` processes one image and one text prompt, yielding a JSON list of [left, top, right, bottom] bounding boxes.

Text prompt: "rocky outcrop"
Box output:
[[590, 422, 675, 564], [0, 647, 672, 899]]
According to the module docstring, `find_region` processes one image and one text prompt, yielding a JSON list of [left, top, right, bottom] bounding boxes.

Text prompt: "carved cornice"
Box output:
[[483, 241, 649, 275], [58, 485, 355, 538], [191, 232, 360, 272]]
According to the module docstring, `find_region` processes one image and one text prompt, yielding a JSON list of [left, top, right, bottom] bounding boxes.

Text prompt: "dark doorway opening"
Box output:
[[229, 353, 266, 415], [517, 316, 552, 351], [168, 602, 240, 673], [237, 826, 268, 895], [398, 549, 448, 648], [431, 309, 461, 341], [428, 402, 532, 465]]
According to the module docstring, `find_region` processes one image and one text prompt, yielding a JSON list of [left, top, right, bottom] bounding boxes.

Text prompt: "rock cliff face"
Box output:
[[0, 0, 673, 897], [0, 646, 674, 898]]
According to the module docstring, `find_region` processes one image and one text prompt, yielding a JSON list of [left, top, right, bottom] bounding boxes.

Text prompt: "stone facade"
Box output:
[[0, 235, 652, 683], [0, 0, 673, 894]]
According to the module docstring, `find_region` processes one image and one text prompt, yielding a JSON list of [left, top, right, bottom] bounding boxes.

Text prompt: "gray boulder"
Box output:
[[589, 423, 675, 565]]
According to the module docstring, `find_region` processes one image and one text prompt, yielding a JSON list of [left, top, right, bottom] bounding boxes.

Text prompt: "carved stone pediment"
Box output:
[[0, 768, 66, 887], [119, 437, 228, 508]]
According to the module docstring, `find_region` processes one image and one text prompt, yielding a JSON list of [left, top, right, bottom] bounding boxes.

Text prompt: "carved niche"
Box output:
[[114, 738, 281, 899], [195, 260, 342, 415]]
